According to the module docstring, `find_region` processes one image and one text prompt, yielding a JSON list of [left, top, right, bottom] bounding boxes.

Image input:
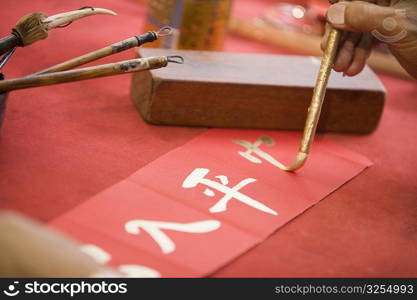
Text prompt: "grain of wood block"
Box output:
[[131, 49, 386, 133]]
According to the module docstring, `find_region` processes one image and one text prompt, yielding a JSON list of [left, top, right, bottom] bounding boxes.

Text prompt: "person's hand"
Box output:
[[0, 211, 118, 277], [321, 0, 417, 78]]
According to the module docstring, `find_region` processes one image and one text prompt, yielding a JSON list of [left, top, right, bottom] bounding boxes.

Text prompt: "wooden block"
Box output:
[[131, 49, 386, 133]]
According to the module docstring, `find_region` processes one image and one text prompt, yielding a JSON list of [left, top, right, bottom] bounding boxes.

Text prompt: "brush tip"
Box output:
[[14, 12, 48, 46]]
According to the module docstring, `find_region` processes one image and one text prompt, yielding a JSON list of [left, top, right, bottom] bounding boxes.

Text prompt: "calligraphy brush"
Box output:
[[29, 26, 173, 76], [279, 28, 341, 171], [0, 56, 184, 93], [0, 7, 117, 56], [0, 48, 14, 128], [0, 48, 16, 70]]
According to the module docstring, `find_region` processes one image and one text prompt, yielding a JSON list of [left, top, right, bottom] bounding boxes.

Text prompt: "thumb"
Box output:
[[327, 1, 398, 33]]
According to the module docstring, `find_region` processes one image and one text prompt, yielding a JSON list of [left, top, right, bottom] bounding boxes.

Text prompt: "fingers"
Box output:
[[333, 32, 362, 73], [322, 30, 373, 76], [327, 1, 398, 33], [345, 33, 373, 76], [322, 1, 384, 76], [324, 1, 417, 79]]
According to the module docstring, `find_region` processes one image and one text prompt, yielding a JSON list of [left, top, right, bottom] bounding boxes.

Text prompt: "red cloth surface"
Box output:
[[0, 0, 416, 277], [50, 129, 372, 277]]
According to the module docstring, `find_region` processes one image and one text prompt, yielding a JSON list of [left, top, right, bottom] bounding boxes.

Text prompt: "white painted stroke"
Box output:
[[125, 220, 221, 254]]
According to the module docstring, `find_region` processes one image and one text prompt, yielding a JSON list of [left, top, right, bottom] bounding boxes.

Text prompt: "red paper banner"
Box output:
[[50, 129, 372, 277]]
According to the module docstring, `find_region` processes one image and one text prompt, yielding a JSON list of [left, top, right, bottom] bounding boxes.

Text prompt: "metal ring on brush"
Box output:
[[167, 55, 185, 64], [157, 26, 174, 37]]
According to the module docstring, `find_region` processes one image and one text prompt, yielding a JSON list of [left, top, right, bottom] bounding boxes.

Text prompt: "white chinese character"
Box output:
[[80, 244, 161, 278], [233, 136, 287, 169], [125, 219, 221, 254], [182, 168, 278, 216]]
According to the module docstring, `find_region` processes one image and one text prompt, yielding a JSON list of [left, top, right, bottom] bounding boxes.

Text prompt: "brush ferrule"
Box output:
[[134, 31, 158, 47], [10, 30, 24, 46]]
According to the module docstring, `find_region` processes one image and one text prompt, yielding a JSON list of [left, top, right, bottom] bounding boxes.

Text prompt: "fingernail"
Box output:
[[327, 3, 347, 25]]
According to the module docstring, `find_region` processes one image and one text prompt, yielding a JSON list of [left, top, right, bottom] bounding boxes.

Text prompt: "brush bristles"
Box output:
[[13, 12, 48, 46]]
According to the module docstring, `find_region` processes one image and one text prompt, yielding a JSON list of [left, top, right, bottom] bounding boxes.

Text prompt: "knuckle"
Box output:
[[348, 3, 377, 30]]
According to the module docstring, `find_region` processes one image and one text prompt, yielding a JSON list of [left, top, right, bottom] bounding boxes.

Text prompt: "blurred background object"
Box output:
[[260, 2, 322, 36], [134, 0, 411, 79], [0, 212, 116, 277], [228, 0, 412, 80], [143, 0, 232, 50]]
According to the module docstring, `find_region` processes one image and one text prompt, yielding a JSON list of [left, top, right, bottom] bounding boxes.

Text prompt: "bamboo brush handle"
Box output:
[[31, 31, 159, 76], [0, 56, 171, 93]]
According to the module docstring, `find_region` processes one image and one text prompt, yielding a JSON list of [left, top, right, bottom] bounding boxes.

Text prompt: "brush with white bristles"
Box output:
[[0, 7, 117, 56]]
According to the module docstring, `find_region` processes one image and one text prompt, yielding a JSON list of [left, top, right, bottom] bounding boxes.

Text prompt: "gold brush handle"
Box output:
[[281, 28, 341, 172]]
